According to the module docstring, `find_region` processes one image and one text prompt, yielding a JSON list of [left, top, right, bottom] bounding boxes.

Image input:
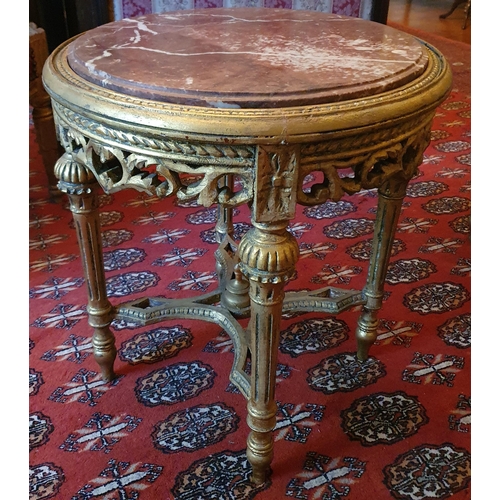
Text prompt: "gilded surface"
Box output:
[[255, 146, 299, 223], [43, 23, 452, 485]]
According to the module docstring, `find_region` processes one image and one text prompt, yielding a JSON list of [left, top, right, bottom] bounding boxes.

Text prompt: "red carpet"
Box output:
[[29, 50, 471, 500]]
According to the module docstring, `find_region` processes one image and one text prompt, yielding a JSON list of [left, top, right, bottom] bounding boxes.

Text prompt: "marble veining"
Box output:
[[67, 8, 428, 108]]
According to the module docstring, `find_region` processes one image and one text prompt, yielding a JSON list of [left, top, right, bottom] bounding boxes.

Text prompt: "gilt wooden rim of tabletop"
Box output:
[[43, 9, 452, 144]]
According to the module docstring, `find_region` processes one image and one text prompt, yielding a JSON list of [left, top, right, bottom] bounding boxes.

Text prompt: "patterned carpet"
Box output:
[[29, 36, 471, 500]]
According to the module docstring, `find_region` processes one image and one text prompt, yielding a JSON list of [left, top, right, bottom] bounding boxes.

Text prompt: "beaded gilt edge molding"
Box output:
[[43, 39, 451, 140]]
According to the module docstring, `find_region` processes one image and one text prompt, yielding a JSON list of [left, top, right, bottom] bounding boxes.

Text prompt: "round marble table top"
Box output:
[[67, 8, 428, 109]]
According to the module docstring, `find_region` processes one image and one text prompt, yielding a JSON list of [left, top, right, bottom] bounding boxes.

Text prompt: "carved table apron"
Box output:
[[43, 8, 452, 484]]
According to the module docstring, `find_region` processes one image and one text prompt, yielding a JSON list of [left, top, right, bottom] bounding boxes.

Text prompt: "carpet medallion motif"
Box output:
[[102, 228, 134, 247], [405, 180, 449, 197], [30, 368, 44, 396], [119, 325, 194, 364], [152, 403, 240, 453], [346, 238, 406, 261], [106, 270, 161, 297], [340, 391, 429, 446], [103, 248, 147, 271], [449, 215, 470, 234], [437, 314, 471, 348], [29, 412, 55, 451], [29, 463, 65, 500], [385, 258, 437, 284], [303, 200, 357, 219], [323, 218, 374, 239], [307, 353, 387, 393], [280, 317, 349, 357], [448, 394, 471, 434], [200, 222, 252, 244], [134, 361, 216, 406], [172, 450, 270, 500], [382, 444, 471, 500], [403, 282, 470, 314]]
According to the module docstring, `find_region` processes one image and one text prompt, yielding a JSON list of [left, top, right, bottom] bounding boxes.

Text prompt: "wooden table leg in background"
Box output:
[[29, 23, 63, 200]]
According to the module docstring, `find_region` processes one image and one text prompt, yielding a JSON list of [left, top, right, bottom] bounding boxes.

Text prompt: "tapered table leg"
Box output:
[[239, 221, 299, 484], [356, 178, 409, 361], [55, 152, 117, 381]]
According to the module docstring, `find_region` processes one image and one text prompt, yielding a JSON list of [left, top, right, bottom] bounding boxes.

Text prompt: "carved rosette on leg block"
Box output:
[[55, 152, 117, 381]]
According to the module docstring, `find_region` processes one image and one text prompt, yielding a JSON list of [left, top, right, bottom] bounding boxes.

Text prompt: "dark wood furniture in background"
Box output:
[[30, 1, 110, 197], [360, 0, 390, 23], [440, 0, 471, 29], [29, 0, 111, 53], [29, 23, 63, 199]]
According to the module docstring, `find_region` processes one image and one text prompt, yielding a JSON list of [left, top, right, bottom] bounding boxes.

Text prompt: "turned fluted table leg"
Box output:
[[239, 222, 299, 484], [55, 152, 117, 381], [356, 178, 409, 361]]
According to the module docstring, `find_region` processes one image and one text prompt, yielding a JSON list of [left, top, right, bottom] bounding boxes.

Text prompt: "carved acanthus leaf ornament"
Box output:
[[53, 105, 255, 208], [297, 122, 432, 206]]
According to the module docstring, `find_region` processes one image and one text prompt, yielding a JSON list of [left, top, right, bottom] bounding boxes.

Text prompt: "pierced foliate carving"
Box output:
[[77, 143, 183, 198], [298, 122, 433, 206], [53, 114, 254, 207], [170, 160, 253, 207]]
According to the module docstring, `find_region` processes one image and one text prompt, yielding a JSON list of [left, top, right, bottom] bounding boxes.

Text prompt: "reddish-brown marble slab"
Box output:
[[67, 8, 428, 108]]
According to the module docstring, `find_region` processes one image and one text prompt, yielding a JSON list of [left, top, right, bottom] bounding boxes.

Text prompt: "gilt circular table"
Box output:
[[43, 7, 452, 484]]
